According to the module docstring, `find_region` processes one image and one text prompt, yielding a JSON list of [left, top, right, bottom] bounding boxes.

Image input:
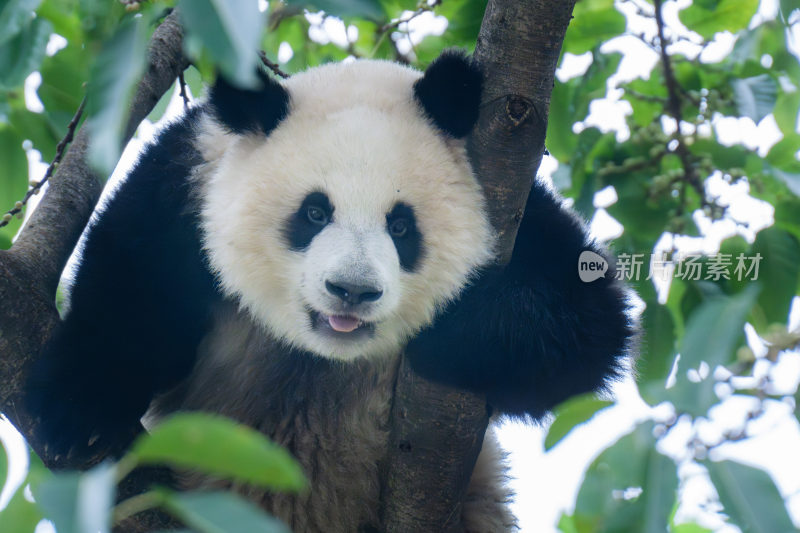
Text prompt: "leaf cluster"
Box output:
[[0, 413, 305, 532], [545, 0, 800, 531]]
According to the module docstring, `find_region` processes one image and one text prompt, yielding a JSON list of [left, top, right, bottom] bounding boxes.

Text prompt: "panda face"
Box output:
[[199, 60, 495, 360]]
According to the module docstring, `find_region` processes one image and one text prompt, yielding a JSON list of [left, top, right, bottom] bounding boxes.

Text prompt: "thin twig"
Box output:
[[373, 0, 442, 62], [624, 86, 668, 103], [0, 96, 87, 229], [629, 31, 660, 53], [653, 0, 708, 206], [258, 50, 290, 79], [178, 71, 190, 108], [378, 0, 442, 33]]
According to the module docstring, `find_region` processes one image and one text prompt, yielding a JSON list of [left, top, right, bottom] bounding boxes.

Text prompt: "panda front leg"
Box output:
[[406, 179, 633, 420], [24, 112, 218, 462]]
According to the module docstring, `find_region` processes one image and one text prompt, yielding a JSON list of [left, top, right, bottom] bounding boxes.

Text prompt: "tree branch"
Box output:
[[380, 1, 577, 530], [258, 50, 290, 79], [653, 0, 707, 206], [0, 9, 188, 468], [0, 97, 86, 230]]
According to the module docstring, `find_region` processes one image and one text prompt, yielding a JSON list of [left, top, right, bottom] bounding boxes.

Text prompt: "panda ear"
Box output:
[[208, 69, 290, 136], [413, 50, 483, 138]]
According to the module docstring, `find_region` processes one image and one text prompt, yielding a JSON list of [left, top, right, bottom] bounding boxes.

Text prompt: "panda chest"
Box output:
[[162, 305, 400, 531]]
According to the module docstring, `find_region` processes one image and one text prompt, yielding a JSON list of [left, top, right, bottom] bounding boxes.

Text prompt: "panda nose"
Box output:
[[325, 280, 383, 304]]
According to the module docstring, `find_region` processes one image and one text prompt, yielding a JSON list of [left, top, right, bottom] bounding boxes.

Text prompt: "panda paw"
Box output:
[[25, 385, 140, 464]]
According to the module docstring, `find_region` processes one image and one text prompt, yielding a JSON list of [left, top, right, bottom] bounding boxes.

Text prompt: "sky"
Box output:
[[2, 1, 800, 532]]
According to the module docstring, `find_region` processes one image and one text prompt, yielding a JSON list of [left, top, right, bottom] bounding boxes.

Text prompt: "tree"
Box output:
[[1, 0, 799, 532]]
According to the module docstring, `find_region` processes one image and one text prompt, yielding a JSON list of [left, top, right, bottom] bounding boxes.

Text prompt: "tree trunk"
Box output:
[[379, 1, 576, 530]]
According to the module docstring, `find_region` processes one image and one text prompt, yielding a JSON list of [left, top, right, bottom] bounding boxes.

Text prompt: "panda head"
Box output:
[[198, 52, 495, 360]]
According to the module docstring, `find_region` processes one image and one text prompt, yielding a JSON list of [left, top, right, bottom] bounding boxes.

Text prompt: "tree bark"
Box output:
[[0, 9, 188, 468], [379, 1, 576, 530]]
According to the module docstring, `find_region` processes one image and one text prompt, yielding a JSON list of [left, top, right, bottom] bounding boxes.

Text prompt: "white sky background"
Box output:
[[3, 0, 800, 532]]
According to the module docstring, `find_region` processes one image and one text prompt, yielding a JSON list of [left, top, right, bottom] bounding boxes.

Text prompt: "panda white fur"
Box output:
[[28, 52, 633, 532]]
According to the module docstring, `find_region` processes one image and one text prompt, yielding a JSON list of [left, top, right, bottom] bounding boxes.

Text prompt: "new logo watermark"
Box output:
[[578, 251, 608, 282]]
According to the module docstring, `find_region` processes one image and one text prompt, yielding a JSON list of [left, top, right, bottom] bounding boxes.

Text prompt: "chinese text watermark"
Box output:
[[579, 252, 762, 282]]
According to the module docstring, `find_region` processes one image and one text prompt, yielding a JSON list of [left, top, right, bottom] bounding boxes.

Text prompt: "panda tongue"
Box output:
[[328, 315, 361, 333]]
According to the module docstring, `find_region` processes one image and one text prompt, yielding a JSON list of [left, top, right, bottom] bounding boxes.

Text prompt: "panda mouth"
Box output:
[[309, 310, 375, 337]]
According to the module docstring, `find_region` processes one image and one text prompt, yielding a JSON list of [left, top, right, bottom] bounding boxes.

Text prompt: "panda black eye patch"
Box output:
[[284, 191, 334, 250], [387, 203, 422, 272]]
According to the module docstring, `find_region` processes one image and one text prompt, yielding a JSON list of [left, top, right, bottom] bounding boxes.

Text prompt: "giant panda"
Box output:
[[27, 51, 633, 532]]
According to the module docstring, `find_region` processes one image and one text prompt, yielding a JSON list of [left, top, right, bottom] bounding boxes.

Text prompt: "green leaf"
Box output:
[[26, 446, 52, 486], [638, 301, 677, 405], [0, 0, 41, 46], [773, 90, 800, 135], [0, 445, 43, 533], [751, 227, 800, 324], [640, 302, 677, 381], [179, 0, 264, 89], [674, 61, 704, 92], [438, 0, 486, 47], [0, 483, 43, 532], [688, 139, 748, 170], [38, 43, 91, 117], [37, 0, 85, 44], [161, 490, 291, 533], [557, 513, 580, 533], [9, 107, 60, 160], [795, 387, 800, 420], [623, 74, 667, 127], [672, 523, 712, 533], [0, 16, 53, 90], [668, 284, 760, 416], [782, 0, 800, 18], [285, 0, 384, 19], [607, 173, 676, 248], [573, 422, 678, 533], [547, 80, 578, 162], [547, 53, 622, 162], [0, 126, 29, 248], [765, 134, 800, 170], [128, 413, 306, 491], [681, 283, 759, 369], [34, 462, 116, 533], [146, 83, 176, 123], [183, 65, 205, 99], [0, 434, 6, 489], [544, 394, 613, 450], [86, 12, 151, 174], [730, 74, 778, 123], [705, 460, 796, 533], [563, 0, 626, 55], [679, 0, 759, 40], [775, 199, 800, 240]]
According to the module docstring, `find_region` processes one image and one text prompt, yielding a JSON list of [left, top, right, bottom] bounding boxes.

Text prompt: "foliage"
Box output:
[[0, 413, 305, 531], [1, 0, 800, 531], [544, 0, 800, 530]]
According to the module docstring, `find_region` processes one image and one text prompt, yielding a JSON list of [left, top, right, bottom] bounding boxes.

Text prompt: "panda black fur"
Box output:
[[27, 52, 633, 532]]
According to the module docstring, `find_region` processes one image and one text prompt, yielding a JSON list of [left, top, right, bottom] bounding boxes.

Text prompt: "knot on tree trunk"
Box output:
[[505, 95, 534, 128]]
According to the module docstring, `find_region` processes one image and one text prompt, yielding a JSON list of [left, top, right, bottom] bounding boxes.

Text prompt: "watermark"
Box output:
[[578, 250, 609, 282], [578, 251, 762, 282]]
